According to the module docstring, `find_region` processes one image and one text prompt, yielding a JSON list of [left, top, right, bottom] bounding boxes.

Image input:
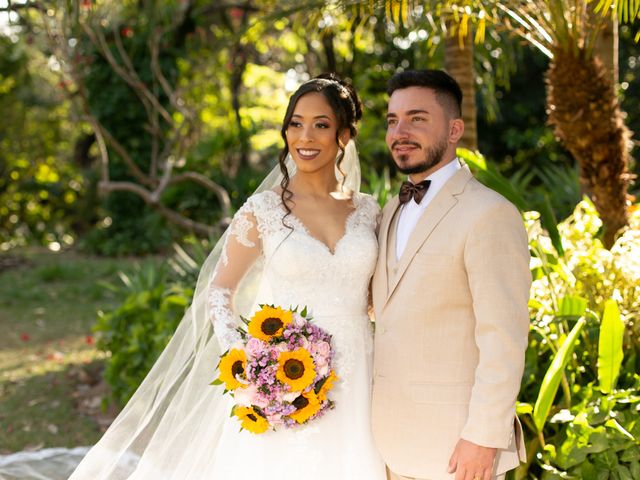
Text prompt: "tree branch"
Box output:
[[98, 180, 217, 236], [169, 171, 232, 218], [81, 21, 174, 125]]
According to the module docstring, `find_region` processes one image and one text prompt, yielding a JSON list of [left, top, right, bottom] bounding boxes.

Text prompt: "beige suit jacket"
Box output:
[[371, 164, 531, 480]]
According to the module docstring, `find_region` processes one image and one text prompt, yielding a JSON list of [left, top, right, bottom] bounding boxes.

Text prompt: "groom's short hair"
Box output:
[[387, 70, 463, 119]]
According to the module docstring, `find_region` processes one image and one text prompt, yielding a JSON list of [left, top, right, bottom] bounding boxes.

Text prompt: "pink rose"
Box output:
[[293, 313, 306, 327], [233, 384, 258, 407], [253, 392, 270, 409], [267, 414, 284, 428], [245, 337, 266, 358], [317, 363, 329, 377], [310, 341, 331, 360]]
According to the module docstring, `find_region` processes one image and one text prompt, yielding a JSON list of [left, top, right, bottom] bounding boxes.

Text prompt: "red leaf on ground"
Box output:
[[20, 333, 30, 342]]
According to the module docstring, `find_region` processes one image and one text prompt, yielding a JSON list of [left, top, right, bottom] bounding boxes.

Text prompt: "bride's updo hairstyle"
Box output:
[[278, 73, 363, 216]]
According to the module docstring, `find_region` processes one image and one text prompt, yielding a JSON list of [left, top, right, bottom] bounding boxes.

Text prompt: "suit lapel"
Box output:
[[385, 165, 473, 305], [375, 195, 400, 301]]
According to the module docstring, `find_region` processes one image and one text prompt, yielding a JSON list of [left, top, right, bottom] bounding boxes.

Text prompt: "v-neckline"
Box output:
[[267, 190, 360, 256]]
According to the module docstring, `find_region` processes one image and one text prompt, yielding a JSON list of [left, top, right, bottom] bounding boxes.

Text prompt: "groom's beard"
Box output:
[[393, 136, 449, 175]]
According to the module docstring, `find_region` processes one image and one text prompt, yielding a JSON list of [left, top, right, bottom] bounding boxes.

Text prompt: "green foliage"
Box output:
[[516, 201, 640, 478], [94, 262, 193, 405], [598, 300, 625, 395], [533, 315, 586, 432], [76, 17, 181, 255], [0, 35, 85, 250], [78, 203, 173, 256]]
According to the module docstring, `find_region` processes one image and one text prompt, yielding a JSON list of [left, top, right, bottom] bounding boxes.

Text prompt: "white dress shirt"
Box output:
[[395, 159, 461, 260]]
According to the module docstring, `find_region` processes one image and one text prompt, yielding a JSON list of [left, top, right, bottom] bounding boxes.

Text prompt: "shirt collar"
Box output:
[[404, 158, 461, 207]]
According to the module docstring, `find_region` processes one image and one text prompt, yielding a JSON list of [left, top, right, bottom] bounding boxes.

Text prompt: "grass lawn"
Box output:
[[0, 248, 164, 453]]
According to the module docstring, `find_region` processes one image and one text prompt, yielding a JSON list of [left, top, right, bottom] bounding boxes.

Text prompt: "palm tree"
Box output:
[[444, 29, 478, 150], [488, 0, 637, 247]]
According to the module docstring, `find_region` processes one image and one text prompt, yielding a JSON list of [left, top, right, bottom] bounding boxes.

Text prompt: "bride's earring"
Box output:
[[284, 152, 296, 177]]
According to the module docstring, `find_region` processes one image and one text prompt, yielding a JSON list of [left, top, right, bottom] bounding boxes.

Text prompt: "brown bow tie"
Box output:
[[399, 180, 431, 205]]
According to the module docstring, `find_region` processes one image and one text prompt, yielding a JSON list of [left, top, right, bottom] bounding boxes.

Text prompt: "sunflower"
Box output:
[[234, 406, 269, 434], [217, 348, 247, 390], [276, 348, 316, 392], [315, 370, 338, 402], [248, 306, 293, 342], [289, 390, 321, 424]]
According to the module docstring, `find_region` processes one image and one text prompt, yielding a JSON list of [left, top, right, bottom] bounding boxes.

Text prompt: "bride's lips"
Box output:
[[296, 148, 321, 160]]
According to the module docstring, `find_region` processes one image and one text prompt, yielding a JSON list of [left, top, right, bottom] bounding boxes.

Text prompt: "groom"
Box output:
[[371, 69, 531, 480]]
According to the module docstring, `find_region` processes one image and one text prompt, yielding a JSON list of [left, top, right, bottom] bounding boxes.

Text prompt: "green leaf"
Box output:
[[605, 418, 635, 440], [593, 449, 619, 470], [598, 299, 625, 394], [557, 295, 588, 317], [533, 317, 586, 431], [539, 193, 564, 256], [300, 306, 308, 317], [517, 402, 533, 415], [210, 378, 223, 386], [620, 446, 640, 462], [612, 465, 633, 480], [457, 148, 528, 211]]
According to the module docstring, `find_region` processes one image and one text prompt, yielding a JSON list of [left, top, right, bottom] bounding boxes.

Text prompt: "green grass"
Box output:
[[0, 248, 164, 453]]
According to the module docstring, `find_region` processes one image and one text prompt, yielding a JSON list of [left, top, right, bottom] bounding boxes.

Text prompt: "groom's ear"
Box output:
[[448, 118, 464, 144]]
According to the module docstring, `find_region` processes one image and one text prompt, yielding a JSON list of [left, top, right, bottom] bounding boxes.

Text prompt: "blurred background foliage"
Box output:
[[1, 0, 639, 477], [1, 0, 635, 254]]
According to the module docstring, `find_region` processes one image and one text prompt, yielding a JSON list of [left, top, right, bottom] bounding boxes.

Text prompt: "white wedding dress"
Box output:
[[205, 190, 386, 479]]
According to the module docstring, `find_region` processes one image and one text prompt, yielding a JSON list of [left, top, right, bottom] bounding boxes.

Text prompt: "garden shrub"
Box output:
[[517, 200, 640, 479], [94, 263, 193, 405]]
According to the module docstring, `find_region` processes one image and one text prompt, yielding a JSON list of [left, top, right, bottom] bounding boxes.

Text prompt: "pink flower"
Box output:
[[253, 392, 270, 409], [267, 414, 284, 428], [233, 384, 258, 407], [245, 338, 265, 358], [293, 313, 306, 327], [310, 341, 331, 360], [317, 363, 329, 377]]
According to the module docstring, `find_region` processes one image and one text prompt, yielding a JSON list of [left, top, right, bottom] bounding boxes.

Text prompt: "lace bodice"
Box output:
[[207, 190, 381, 350]]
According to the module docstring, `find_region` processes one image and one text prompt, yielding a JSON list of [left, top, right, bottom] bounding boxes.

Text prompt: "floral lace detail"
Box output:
[[244, 191, 293, 238], [220, 205, 258, 266], [207, 189, 380, 388], [207, 286, 242, 351]]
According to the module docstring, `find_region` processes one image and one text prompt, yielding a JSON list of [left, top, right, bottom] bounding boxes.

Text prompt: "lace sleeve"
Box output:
[[208, 200, 262, 351], [359, 193, 382, 232]]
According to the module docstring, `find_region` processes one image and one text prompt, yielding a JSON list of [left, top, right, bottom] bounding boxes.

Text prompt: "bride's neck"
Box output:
[[289, 171, 338, 198]]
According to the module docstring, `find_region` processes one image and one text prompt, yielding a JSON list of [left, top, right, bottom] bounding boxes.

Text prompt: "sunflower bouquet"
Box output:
[[213, 305, 337, 434]]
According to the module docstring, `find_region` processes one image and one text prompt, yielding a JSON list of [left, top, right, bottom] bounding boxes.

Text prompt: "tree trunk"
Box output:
[[230, 44, 248, 176], [444, 30, 477, 151], [591, 10, 618, 86], [546, 48, 631, 248], [322, 30, 337, 73]]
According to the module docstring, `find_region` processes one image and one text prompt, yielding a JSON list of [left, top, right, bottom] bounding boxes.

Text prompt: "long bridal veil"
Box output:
[[0, 141, 360, 480]]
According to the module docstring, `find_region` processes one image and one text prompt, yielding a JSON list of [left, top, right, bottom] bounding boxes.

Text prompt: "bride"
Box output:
[[65, 73, 386, 479]]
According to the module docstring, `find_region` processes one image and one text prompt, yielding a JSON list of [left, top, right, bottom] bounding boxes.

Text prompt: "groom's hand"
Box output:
[[447, 438, 497, 480]]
